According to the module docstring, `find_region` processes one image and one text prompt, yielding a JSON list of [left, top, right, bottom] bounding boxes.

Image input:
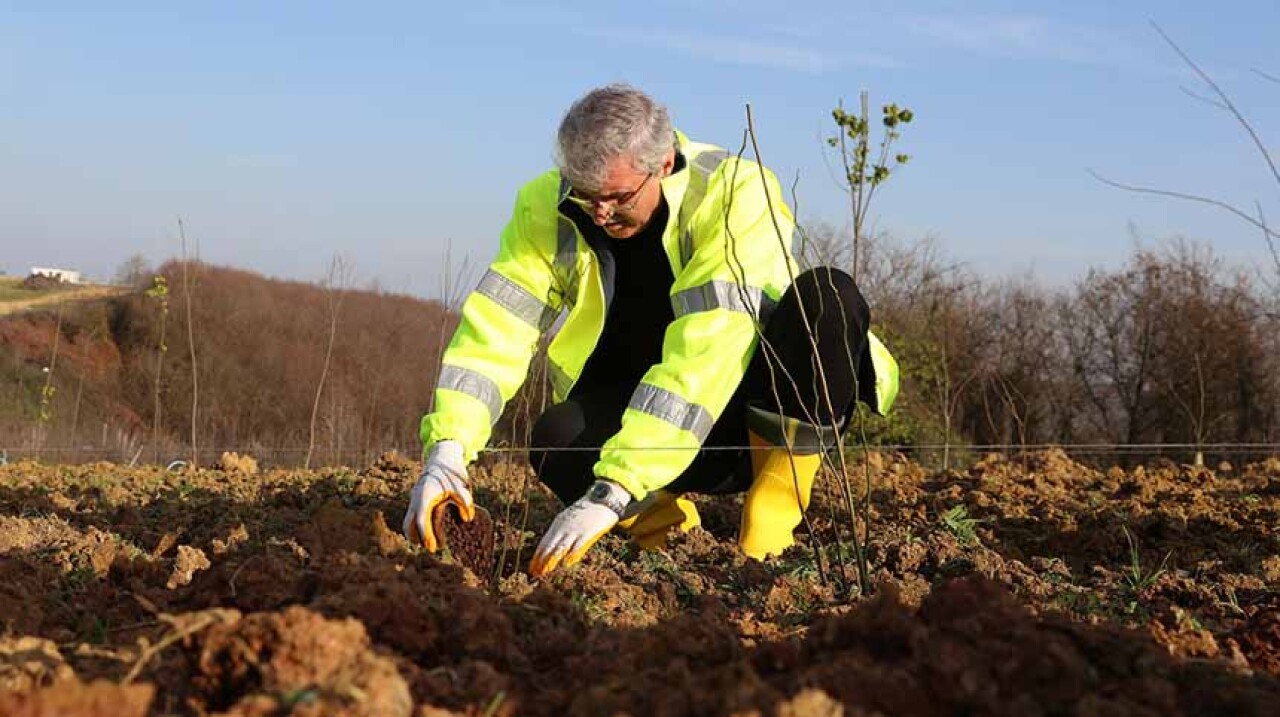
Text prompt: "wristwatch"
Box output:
[[585, 480, 631, 516]]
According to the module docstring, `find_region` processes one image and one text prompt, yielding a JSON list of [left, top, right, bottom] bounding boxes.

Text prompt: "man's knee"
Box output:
[[528, 401, 593, 504], [792, 267, 869, 328], [750, 266, 871, 424]]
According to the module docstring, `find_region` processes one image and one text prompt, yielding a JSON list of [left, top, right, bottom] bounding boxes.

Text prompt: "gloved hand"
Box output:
[[402, 440, 474, 552], [529, 479, 632, 577]]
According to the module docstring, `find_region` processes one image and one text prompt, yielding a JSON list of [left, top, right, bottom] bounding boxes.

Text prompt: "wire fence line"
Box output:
[[2, 442, 1278, 468], [8, 442, 1280, 453], [483, 442, 1280, 454]]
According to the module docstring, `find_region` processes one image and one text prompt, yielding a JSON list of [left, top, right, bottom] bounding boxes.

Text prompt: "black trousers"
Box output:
[[529, 267, 873, 505]]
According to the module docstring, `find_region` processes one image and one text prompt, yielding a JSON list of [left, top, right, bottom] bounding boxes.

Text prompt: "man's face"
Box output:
[[570, 153, 673, 239]]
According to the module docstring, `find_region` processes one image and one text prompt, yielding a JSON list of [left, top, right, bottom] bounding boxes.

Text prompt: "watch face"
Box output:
[[587, 482, 626, 515]]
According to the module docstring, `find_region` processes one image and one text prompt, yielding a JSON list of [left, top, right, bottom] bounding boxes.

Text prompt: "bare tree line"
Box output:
[[3, 231, 1277, 470], [800, 227, 1280, 467]]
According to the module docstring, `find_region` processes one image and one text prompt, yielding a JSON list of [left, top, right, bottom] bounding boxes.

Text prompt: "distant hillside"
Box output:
[[0, 275, 130, 317], [0, 262, 457, 465]]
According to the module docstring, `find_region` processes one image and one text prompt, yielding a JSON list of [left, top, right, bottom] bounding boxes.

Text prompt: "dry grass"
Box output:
[[0, 276, 29, 302], [0, 278, 131, 316]]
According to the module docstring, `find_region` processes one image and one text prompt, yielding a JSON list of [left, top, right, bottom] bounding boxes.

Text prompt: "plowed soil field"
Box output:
[[1, 449, 1278, 716]]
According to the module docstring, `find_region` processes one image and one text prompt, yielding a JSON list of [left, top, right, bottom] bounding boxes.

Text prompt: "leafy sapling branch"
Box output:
[[828, 92, 914, 281]]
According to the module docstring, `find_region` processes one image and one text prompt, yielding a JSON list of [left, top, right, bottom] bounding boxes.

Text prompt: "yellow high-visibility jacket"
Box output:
[[421, 131, 899, 499]]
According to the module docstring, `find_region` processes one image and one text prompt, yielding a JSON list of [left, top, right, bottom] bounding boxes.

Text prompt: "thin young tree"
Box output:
[[146, 275, 170, 463], [718, 97, 917, 594], [306, 254, 350, 469], [68, 324, 100, 451], [734, 107, 845, 590], [829, 96, 915, 590], [429, 240, 471, 416], [179, 219, 200, 467], [38, 301, 65, 437], [931, 283, 985, 470], [829, 92, 913, 282]]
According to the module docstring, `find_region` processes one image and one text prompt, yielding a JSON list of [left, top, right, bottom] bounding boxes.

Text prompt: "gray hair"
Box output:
[[555, 84, 675, 192]]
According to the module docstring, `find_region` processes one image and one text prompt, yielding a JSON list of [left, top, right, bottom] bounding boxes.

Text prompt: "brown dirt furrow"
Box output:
[[0, 451, 1277, 715]]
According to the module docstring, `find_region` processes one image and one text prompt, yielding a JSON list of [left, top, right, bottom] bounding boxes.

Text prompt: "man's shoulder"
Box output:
[[501, 170, 563, 244], [680, 135, 725, 159], [676, 129, 722, 158], [514, 169, 563, 204], [678, 134, 771, 183]]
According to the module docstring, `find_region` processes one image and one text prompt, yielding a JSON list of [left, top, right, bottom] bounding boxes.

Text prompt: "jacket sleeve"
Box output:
[[420, 179, 564, 463], [592, 158, 797, 497]]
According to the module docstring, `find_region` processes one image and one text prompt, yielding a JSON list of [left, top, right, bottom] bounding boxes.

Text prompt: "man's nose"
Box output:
[[590, 203, 614, 225]]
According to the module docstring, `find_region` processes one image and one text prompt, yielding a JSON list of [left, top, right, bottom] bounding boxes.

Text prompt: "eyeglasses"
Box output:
[[564, 172, 654, 214]]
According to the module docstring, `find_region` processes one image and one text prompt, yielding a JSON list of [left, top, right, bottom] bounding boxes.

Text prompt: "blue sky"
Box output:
[[2, 1, 1277, 298]]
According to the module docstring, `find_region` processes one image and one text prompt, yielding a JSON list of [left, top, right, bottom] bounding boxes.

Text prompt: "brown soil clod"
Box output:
[[0, 637, 73, 692], [0, 679, 155, 717], [215, 452, 259, 475], [165, 545, 211, 589], [1235, 607, 1280, 673], [369, 450, 417, 477], [191, 606, 412, 717], [432, 503, 497, 579]]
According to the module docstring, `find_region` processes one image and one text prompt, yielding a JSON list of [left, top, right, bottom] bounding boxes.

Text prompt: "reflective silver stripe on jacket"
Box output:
[[678, 149, 731, 268], [476, 269, 559, 332], [437, 364, 503, 424], [554, 216, 579, 301], [694, 149, 731, 174], [628, 383, 715, 441], [671, 280, 776, 320], [548, 359, 574, 401]]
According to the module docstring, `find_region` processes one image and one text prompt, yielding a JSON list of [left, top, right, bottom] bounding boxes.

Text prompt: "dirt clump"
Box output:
[[216, 452, 259, 475], [773, 576, 1280, 717], [0, 679, 154, 717], [365, 450, 418, 481], [433, 503, 497, 579], [1235, 607, 1280, 673], [211, 523, 250, 555], [0, 557, 58, 634], [0, 637, 73, 692], [165, 545, 211, 589], [295, 499, 404, 560], [191, 606, 412, 717]]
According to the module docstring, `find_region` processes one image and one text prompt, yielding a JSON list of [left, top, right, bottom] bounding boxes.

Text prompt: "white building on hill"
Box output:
[[29, 267, 83, 284]]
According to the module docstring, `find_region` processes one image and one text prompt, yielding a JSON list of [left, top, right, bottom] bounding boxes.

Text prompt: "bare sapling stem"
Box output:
[[147, 275, 170, 464], [307, 255, 347, 469], [179, 218, 199, 468]]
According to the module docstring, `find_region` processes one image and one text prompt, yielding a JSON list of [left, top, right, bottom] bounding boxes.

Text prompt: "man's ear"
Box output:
[[662, 149, 677, 176]]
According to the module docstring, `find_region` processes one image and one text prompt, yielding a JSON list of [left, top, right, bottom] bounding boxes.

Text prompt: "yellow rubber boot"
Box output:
[[618, 492, 701, 550], [739, 430, 821, 559]]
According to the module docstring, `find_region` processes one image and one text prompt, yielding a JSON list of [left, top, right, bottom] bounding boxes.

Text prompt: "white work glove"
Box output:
[[529, 479, 632, 577], [402, 440, 474, 552]]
